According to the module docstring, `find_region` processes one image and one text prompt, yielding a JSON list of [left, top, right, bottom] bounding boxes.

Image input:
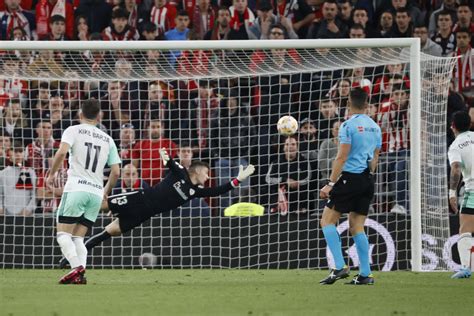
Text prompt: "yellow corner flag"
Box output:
[[224, 202, 265, 217]]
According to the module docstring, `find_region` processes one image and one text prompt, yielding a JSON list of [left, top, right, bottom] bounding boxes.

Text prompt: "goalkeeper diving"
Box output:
[[60, 149, 255, 267]]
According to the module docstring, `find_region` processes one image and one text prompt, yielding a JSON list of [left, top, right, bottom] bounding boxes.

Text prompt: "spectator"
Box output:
[[35, 0, 74, 39], [165, 10, 191, 65], [122, 0, 144, 30], [0, 144, 36, 216], [204, 6, 246, 40], [379, 83, 410, 213], [27, 49, 64, 78], [36, 167, 66, 213], [349, 23, 366, 38], [318, 120, 341, 180], [429, 0, 458, 36], [132, 117, 178, 186], [307, 0, 348, 39], [176, 80, 218, 153], [0, 55, 27, 104], [431, 10, 456, 56], [329, 78, 351, 118], [210, 89, 256, 208], [191, 0, 215, 40], [102, 7, 140, 40], [0, 134, 12, 170], [74, 15, 89, 41], [265, 136, 311, 214], [118, 123, 136, 166], [469, 106, 474, 130], [0, 0, 35, 40], [0, 98, 32, 146], [48, 14, 68, 40], [414, 25, 443, 57], [25, 120, 59, 175], [378, 10, 393, 37], [150, 0, 178, 37], [373, 63, 410, 101], [229, 0, 255, 31], [141, 21, 160, 40], [111, 163, 149, 195], [299, 118, 318, 161], [10, 25, 29, 40], [338, 0, 353, 28], [75, 0, 112, 34], [386, 7, 412, 38], [100, 80, 137, 139], [452, 2, 474, 35], [310, 98, 340, 142], [451, 28, 474, 93], [388, 0, 423, 27], [352, 7, 379, 38], [271, 0, 315, 39], [247, 0, 298, 39]]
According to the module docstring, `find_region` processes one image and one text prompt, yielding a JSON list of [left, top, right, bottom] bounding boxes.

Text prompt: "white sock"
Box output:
[[57, 232, 81, 268], [457, 233, 473, 269], [72, 236, 88, 268]]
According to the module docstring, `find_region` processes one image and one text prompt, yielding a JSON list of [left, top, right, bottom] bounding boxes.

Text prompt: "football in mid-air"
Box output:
[[277, 115, 299, 136]]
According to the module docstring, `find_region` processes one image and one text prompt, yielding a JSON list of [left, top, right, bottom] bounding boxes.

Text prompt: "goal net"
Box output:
[[0, 40, 457, 271]]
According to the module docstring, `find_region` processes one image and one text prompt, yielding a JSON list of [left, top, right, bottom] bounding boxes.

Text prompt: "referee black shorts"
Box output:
[[108, 190, 155, 233], [326, 170, 375, 216]]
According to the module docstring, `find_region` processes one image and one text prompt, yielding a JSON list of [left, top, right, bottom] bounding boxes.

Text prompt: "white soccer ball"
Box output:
[[139, 252, 157, 268], [277, 115, 299, 136]]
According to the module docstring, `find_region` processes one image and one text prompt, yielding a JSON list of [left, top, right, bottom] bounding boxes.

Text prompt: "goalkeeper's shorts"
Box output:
[[460, 191, 474, 215], [108, 190, 155, 233], [326, 170, 374, 216]]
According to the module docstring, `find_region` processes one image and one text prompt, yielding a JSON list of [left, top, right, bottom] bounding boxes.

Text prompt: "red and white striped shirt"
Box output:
[[101, 26, 140, 41], [150, 3, 177, 36], [378, 101, 410, 152]]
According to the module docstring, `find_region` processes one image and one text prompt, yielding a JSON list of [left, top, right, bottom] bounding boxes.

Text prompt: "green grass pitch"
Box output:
[[1, 270, 473, 316]]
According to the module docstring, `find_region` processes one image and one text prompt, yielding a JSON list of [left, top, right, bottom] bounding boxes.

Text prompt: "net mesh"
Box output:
[[0, 42, 458, 270]]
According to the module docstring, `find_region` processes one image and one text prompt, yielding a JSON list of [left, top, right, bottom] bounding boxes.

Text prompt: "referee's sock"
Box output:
[[353, 232, 371, 277], [85, 230, 112, 250], [322, 225, 345, 270]]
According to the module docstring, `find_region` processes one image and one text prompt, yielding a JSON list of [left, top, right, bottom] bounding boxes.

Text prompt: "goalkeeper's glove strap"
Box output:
[[231, 178, 240, 188]]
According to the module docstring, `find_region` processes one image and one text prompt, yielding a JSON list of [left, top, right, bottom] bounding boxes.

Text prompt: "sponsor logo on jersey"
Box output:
[[189, 188, 195, 196], [173, 181, 188, 200]]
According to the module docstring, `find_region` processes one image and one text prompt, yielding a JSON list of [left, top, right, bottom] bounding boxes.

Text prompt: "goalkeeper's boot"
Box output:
[[58, 256, 70, 269], [346, 274, 375, 285], [451, 267, 472, 279], [319, 265, 350, 285], [59, 265, 85, 284]]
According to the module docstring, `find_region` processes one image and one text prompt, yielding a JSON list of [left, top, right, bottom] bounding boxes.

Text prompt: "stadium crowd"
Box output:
[[0, 0, 474, 216]]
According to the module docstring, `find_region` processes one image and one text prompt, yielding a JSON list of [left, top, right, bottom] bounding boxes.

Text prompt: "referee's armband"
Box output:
[[231, 178, 240, 188]]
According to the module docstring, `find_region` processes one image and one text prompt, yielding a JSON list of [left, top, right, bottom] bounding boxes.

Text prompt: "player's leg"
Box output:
[[56, 192, 89, 284], [319, 206, 350, 284], [346, 212, 374, 285], [83, 219, 122, 251], [452, 198, 474, 279]]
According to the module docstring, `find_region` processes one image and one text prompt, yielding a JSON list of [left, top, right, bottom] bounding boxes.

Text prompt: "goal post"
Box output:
[[0, 39, 457, 271]]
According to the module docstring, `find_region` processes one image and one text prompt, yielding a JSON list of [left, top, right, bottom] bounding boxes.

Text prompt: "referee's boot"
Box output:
[[346, 274, 375, 285], [58, 256, 70, 269], [319, 265, 350, 285], [59, 265, 85, 284], [451, 267, 472, 279]]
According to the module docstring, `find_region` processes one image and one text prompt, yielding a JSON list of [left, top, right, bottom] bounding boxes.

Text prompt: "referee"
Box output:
[[319, 87, 381, 285]]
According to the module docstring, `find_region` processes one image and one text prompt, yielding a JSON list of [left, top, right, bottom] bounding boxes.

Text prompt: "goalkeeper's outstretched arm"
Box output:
[[195, 164, 256, 198]]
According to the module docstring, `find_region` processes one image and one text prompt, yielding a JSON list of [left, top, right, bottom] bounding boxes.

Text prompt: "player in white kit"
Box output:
[[448, 111, 474, 279], [46, 99, 121, 284]]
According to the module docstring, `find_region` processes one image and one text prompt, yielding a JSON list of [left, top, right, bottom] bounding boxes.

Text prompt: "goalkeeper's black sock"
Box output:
[[85, 230, 111, 250]]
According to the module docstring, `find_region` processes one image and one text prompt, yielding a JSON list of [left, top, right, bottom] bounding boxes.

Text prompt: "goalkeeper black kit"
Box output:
[[108, 158, 239, 233]]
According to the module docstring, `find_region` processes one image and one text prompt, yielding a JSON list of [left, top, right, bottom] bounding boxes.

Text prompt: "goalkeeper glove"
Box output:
[[237, 164, 255, 182], [159, 148, 170, 166]]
